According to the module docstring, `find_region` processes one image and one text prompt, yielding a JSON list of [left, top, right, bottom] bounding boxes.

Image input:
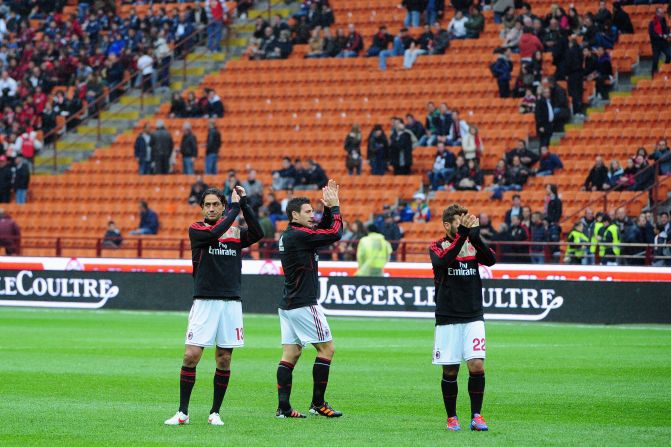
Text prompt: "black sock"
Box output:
[[312, 357, 331, 406], [210, 369, 230, 414], [277, 361, 294, 412], [441, 374, 458, 418], [468, 371, 485, 417], [179, 366, 196, 414]]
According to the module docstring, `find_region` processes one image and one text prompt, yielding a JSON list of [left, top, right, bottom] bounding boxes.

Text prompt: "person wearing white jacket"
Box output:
[[448, 11, 468, 39]]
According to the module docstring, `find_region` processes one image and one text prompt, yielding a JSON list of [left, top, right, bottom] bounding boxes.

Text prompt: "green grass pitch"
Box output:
[[0, 308, 670, 446]]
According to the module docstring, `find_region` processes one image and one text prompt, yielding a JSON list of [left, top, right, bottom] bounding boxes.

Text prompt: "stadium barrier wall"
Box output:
[[0, 270, 669, 324]]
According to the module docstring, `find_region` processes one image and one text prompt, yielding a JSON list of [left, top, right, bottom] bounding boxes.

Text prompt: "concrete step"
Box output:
[[248, 8, 290, 19], [55, 140, 98, 151], [100, 110, 140, 120], [187, 51, 227, 62], [119, 95, 163, 106], [170, 66, 206, 76]]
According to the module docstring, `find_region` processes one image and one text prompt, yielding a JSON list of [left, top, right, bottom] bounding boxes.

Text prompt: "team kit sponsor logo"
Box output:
[[209, 241, 237, 257], [0, 270, 119, 309], [317, 276, 564, 321]]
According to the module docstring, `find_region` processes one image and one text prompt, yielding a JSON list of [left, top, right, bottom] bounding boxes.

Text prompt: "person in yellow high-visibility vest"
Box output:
[[564, 221, 590, 264], [600, 214, 621, 265], [355, 224, 392, 276], [588, 212, 606, 264]]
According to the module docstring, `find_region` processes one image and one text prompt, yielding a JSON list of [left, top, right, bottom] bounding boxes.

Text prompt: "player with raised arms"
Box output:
[[429, 204, 496, 432], [275, 179, 344, 419], [165, 186, 263, 426]]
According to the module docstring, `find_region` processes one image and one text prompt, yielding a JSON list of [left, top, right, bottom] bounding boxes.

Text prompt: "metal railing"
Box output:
[[5, 237, 670, 266], [42, 19, 235, 173]]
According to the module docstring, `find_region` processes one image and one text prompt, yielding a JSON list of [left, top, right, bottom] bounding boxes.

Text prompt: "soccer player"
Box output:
[[429, 204, 496, 432], [165, 186, 263, 426], [275, 179, 344, 419]]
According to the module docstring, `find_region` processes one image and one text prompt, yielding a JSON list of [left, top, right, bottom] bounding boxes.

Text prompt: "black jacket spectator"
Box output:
[[505, 146, 539, 168], [206, 126, 222, 156], [584, 160, 609, 191], [170, 95, 187, 117], [13, 160, 30, 190], [389, 127, 413, 175], [180, 131, 198, 158], [613, 3, 634, 34]]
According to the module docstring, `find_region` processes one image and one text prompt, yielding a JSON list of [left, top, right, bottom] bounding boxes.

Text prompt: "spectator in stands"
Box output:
[[155, 29, 173, 88], [649, 8, 671, 76], [505, 140, 538, 169], [624, 213, 655, 265], [134, 123, 155, 175], [653, 222, 670, 266], [344, 124, 363, 176], [272, 157, 296, 190], [169, 92, 187, 118], [305, 27, 325, 58], [325, 27, 346, 57], [306, 159, 328, 189], [267, 29, 293, 59], [651, 138, 671, 175], [465, 6, 485, 38], [0, 208, 20, 255], [180, 122, 198, 175], [607, 159, 624, 188], [12, 155, 29, 205], [102, 220, 123, 249], [594, 46, 613, 100], [428, 142, 456, 190], [378, 27, 412, 70], [403, 0, 423, 28], [402, 37, 428, 70], [508, 214, 530, 263], [612, 2, 633, 35], [137, 49, 154, 93], [460, 125, 483, 161], [264, 193, 283, 226], [337, 24, 363, 58], [419, 101, 439, 146], [130, 201, 159, 235], [446, 110, 468, 147], [448, 10, 468, 39], [478, 213, 497, 243], [502, 19, 523, 52], [583, 155, 610, 191], [536, 145, 563, 176], [0, 156, 11, 203], [204, 119, 221, 175], [504, 194, 523, 227], [429, 22, 450, 56], [519, 88, 537, 113], [493, 1, 514, 25], [491, 47, 513, 98], [545, 184, 562, 223], [535, 87, 555, 147], [405, 114, 425, 143], [521, 206, 532, 230], [389, 119, 413, 175], [293, 159, 309, 188], [529, 211, 547, 264], [240, 169, 263, 212], [412, 193, 431, 223], [223, 171, 242, 201], [367, 124, 389, 175], [382, 212, 403, 261], [519, 26, 543, 59], [633, 155, 655, 191], [188, 175, 209, 206], [546, 76, 571, 132], [153, 120, 174, 175], [366, 26, 394, 57], [565, 36, 585, 117], [207, 0, 225, 52], [454, 158, 483, 191], [615, 157, 637, 190], [206, 89, 224, 118], [431, 102, 453, 145]]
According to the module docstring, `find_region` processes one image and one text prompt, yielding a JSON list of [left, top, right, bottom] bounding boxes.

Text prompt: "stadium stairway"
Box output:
[[32, 0, 297, 175]]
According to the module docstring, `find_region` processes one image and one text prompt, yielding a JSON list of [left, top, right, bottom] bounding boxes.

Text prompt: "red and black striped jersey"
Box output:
[[189, 198, 263, 299], [429, 226, 496, 325], [278, 206, 343, 310]]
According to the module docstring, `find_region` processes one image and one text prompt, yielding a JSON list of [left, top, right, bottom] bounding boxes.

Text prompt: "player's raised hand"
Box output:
[[231, 188, 240, 203], [235, 185, 247, 197], [461, 214, 477, 228], [322, 180, 340, 207]]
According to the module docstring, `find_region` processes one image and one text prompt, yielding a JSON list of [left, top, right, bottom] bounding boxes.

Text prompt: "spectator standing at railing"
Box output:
[[155, 28, 173, 88], [508, 214, 530, 263], [600, 214, 620, 265], [137, 48, 154, 93], [652, 222, 670, 266], [207, 0, 225, 53], [564, 221, 589, 265], [102, 220, 123, 249], [624, 214, 655, 265], [529, 211, 547, 264], [180, 122, 198, 175], [0, 208, 20, 255], [649, 7, 671, 76], [0, 156, 12, 203], [545, 184, 562, 224], [382, 212, 403, 261]]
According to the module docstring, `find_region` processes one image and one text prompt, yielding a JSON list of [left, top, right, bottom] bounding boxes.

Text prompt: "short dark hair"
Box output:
[[286, 197, 311, 220], [512, 194, 521, 200], [199, 187, 227, 208], [442, 204, 468, 223], [659, 211, 669, 217], [367, 223, 379, 233], [139, 200, 148, 210]]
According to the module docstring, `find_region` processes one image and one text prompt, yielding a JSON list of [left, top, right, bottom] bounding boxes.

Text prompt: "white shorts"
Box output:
[[432, 320, 486, 365], [185, 299, 244, 348], [279, 305, 332, 346]]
